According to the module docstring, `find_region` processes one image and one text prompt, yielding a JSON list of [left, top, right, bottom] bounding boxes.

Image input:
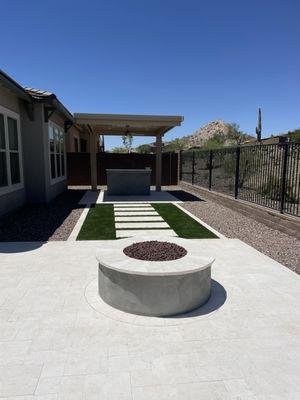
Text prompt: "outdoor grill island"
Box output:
[[106, 168, 151, 195]]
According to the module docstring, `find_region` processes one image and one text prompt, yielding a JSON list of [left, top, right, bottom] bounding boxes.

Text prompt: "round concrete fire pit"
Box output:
[[96, 237, 214, 317]]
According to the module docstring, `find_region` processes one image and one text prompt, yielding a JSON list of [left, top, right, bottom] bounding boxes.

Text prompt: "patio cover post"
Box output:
[[156, 134, 162, 191], [90, 132, 97, 191]]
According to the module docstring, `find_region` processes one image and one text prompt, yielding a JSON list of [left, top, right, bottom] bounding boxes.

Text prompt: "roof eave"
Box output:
[[30, 94, 73, 123], [74, 113, 183, 124], [52, 97, 74, 122], [0, 69, 32, 102], [73, 113, 183, 136]]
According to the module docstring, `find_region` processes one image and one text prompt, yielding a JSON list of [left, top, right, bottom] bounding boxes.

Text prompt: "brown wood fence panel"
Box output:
[[67, 152, 178, 186], [67, 153, 91, 185]]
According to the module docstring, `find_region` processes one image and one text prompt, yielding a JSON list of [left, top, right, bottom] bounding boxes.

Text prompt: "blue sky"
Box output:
[[1, 0, 300, 149]]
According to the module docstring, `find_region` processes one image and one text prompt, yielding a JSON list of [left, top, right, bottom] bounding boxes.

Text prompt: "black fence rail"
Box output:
[[180, 142, 300, 217]]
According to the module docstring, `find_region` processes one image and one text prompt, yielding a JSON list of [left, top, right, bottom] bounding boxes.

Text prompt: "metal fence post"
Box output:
[[192, 151, 195, 185], [208, 150, 213, 190], [280, 143, 289, 214], [169, 152, 172, 185], [234, 146, 241, 199]]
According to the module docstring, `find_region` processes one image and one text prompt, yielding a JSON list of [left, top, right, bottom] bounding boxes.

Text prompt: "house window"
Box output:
[[0, 106, 22, 192], [74, 137, 79, 152], [80, 138, 87, 152], [48, 122, 66, 182]]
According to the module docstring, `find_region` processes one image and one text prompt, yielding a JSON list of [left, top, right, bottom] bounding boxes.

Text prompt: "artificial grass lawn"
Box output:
[[76, 202, 217, 240], [152, 203, 218, 239], [77, 204, 116, 240]]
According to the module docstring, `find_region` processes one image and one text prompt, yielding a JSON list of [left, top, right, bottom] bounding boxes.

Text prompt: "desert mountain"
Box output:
[[163, 120, 254, 150], [181, 120, 230, 147]]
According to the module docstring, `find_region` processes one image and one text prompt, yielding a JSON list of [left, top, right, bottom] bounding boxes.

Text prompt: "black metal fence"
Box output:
[[180, 143, 300, 217]]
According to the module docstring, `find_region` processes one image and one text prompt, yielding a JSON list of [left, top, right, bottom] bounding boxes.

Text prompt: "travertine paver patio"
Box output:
[[0, 239, 299, 399]]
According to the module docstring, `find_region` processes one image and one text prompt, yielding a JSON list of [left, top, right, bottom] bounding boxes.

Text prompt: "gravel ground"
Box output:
[[0, 189, 85, 241], [181, 190, 300, 275]]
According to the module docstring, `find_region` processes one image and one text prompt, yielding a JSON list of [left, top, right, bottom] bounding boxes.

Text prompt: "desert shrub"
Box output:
[[201, 133, 226, 150], [287, 129, 300, 143], [223, 148, 264, 189], [260, 175, 299, 203], [136, 144, 152, 154]]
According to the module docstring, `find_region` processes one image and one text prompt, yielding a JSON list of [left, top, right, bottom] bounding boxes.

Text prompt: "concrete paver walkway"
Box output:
[[114, 203, 176, 238], [0, 239, 299, 399]]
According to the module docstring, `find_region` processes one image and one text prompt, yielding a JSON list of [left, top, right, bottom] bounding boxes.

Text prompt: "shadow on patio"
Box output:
[[166, 280, 227, 320], [100, 187, 204, 203]]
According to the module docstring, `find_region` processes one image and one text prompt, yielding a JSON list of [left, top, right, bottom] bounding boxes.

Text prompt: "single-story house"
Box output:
[[0, 69, 81, 216], [0, 69, 183, 217]]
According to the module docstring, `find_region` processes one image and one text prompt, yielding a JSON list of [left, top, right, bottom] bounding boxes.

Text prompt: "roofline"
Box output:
[[52, 97, 74, 122], [73, 113, 183, 137], [24, 88, 73, 122], [0, 69, 73, 122], [0, 71, 183, 128], [0, 69, 32, 102], [74, 113, 183, 124]]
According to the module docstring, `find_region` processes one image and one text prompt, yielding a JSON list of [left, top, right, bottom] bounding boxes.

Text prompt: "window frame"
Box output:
[[0, 105, 24, 195], [74, 137, 79, 153], [80, 138, 87, 153], [48, 121, 66, 185]]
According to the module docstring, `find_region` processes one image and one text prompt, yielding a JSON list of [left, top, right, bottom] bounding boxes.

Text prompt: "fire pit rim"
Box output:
[[96, 237, 215, 276]]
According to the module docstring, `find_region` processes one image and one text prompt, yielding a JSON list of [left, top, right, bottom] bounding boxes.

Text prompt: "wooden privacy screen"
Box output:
[[67, 152, 178, 186]]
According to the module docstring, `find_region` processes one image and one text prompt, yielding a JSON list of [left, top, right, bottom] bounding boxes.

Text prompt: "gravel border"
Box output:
[[180, 188, 300, 275], [0, 190, 86, 241]]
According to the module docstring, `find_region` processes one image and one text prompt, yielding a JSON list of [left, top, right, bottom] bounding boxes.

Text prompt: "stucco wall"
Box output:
[[0, 85, 20, 114], [67, 125, 80, 152], [0, 188, 26, 217], [46, 179, 67, 202], [0, 88, 71, 215], [4, 101, 68, 207], [21, 106, 68, 204], [67, 126, 90, 153], [48, 112, 65, 128], [20, 102, 47, 203]]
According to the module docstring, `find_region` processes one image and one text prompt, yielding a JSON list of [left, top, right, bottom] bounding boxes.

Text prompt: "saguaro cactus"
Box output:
[[256, 108, 262, 142]]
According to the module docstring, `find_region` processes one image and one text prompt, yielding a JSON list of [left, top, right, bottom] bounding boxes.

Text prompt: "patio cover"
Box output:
[[74, 113, 184, 191]]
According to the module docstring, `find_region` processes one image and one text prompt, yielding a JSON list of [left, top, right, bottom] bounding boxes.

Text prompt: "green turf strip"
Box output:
[[152, 203, 218, 239], [77, 204, 116, 240]]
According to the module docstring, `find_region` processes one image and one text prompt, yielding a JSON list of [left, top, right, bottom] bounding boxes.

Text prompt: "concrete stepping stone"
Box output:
[[114, 211, 159, 216], [114, 203, 151, 207], [115, 207, 154, 212], [115, 216, 164, 222], [115, 222, 169, 229], [114, 204, 153, 209], [113, 203, 173, 236], [116, 229, 177, 238]]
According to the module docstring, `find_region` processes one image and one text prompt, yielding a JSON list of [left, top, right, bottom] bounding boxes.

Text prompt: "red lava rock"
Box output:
[[123, 240, 187, 261]]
